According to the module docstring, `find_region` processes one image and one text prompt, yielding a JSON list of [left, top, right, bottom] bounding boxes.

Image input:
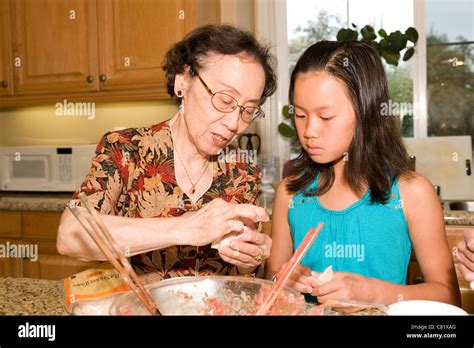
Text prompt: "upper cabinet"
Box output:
[[0, 0, 216, 107], [97, 0, 195, 96], [10, 0, 100, 95], [0, 0, 13, 97]]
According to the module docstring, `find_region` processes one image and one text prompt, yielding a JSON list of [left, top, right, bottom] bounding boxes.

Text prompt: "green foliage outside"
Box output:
[[281, 10, 473, 144]]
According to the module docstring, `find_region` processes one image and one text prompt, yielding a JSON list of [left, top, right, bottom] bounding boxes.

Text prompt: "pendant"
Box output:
[[190, 185, 196, 195]]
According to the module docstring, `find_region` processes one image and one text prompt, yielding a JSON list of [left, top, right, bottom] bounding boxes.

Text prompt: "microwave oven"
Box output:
[[0, 145, 97, 192]]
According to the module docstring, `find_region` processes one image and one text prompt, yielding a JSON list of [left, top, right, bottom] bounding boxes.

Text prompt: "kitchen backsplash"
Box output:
[[0, 101, 177, 147]]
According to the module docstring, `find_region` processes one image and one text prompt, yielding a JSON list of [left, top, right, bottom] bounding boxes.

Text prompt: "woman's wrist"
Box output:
[[150, 215, 186, 247], [237, 265, 257, 276]]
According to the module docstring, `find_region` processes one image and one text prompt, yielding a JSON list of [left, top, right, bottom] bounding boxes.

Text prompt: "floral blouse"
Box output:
[[70, 118, 262, 280]]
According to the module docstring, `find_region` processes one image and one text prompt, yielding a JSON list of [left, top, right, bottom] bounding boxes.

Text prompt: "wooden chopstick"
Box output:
[[69, 198, 158, 315], [68, 193, 160, 315], [256, 222, 324, 315]]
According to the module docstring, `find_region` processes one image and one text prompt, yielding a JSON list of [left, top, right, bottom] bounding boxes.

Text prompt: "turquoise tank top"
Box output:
[[288, 176, 411, 285]]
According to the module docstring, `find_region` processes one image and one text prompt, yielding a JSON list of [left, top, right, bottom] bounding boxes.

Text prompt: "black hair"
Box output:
[[162, 24, 277, 105], [286, 40, 411, 204]]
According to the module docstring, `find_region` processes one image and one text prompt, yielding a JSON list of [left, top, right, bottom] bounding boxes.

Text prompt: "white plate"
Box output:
[[388, 300, 467, 316]]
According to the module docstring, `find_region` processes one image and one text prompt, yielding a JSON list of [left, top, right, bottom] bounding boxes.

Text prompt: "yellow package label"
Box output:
[[63, 263, 130, 312]]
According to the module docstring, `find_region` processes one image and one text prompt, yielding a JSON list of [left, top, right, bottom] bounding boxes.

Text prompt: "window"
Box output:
[[425, 0, 473, 147], [286, 0, 415, 137], [284, 0, 473, 146]]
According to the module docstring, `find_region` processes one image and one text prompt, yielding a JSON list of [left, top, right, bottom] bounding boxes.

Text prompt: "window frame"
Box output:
[[413, 0, 428, 137]]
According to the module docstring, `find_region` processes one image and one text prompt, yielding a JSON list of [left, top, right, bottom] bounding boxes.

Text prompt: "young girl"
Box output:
[[266, 41, 461, 307]]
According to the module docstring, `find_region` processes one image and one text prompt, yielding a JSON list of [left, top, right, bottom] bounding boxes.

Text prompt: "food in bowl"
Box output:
[[109, 276, 306, 315]]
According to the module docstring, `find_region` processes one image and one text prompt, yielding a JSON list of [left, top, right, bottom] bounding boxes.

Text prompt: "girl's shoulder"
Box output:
[[398, 171, 436, 197], [275, 176, 298, 198], [274, 177, 299, 211], [398, 171, 441, 218]]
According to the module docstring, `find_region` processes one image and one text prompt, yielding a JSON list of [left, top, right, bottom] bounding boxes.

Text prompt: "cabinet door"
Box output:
[[10, 0, 99, 95], [21, 238, 99, 279], [0, 211, 22, 239], [0, 239, 22, 277], [22, 211, 62, 240], [446, 226, 474, 313], [0, 0, 13, 96], [0, 258, 22, 277], [97, 0, 196, 96], [22, 253, 100, 280]]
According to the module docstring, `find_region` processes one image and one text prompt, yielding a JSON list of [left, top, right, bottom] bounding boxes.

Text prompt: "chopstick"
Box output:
[[256, 222, 324, 315], [68, 192, 160, 315]]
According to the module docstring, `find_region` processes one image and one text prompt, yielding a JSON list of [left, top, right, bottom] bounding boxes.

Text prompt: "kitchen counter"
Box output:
[[0, 192, 71, 212], [0, 276, 386, 316], [0, 273, 161, 316], [443, 210, 474, 226], [0, 277, 67, 315]]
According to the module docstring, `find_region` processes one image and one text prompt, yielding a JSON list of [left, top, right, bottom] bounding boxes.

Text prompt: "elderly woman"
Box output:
[[57, 24, 276, 279]]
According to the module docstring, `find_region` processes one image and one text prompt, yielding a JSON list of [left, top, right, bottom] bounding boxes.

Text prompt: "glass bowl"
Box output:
[[109, 275, 306, 315]]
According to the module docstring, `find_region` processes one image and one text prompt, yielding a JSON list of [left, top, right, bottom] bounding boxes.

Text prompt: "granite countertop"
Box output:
[[0, 276, 386, 316], [0, 192, 72, 212], [0, 277, 68, 315], [443, 210, 474, 226], [0, 274, 163, 316]]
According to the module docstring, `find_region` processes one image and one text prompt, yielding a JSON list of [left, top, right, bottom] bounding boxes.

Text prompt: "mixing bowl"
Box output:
[[109, 276, 306, 315]]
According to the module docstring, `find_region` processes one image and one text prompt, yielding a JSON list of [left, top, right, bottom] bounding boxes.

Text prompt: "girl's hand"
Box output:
[[178, 198, 269, 246], [456, 229, 474, 288], [310, 272, 379, 305], [218, 227, 272, 269], [272, 262, 314, 294]]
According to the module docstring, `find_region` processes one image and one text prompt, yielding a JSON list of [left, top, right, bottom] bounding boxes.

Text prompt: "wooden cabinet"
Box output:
[[0, 0, 13, 96], [22, 247, 96, 280], [0, 210, 99, 280], [22, 211, 62, 239], [0, 0, 220, 107], [97, 0, 195, 95], [0, 211, 22, 238], [10, 0, 99, 95], [0, 239, 22, 277], [447, 226, 474, 314]]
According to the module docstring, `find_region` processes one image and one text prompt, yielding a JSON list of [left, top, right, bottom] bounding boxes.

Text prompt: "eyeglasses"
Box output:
[[195, 74, 265, 123]]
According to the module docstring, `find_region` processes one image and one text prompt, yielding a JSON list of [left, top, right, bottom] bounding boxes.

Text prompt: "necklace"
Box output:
[[174, 148, 211, 195]]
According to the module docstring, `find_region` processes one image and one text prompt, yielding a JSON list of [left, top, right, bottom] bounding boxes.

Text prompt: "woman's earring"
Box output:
[[176, 89, 185, 115]]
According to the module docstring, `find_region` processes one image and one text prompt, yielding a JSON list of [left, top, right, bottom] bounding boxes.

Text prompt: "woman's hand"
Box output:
[[456, 229, 474, 288], [310, 272, 379, 305], [271, 262, 314, 293], [218, 227, 272, 269], [177, 198, 269, 247]]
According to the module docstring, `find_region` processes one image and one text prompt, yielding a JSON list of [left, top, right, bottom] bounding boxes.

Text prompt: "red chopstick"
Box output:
[[256, 222, 324, 315]]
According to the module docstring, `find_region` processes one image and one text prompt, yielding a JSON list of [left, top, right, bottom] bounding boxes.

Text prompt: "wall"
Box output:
[[0, 101, 177, 147], [220, 0, 255, 32]]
